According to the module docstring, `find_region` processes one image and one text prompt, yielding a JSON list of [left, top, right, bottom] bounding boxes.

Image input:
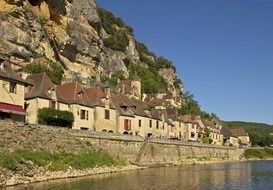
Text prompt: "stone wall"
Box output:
[[0, 120, 241, 166], [74, 130, 240, 166]]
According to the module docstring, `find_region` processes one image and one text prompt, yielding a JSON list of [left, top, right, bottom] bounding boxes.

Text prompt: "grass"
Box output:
[[244, 148, 273, 159], [0, 150, 126, 171]]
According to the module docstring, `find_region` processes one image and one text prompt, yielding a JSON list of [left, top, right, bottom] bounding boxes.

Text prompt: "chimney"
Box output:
[[103, 82, 110, 99]]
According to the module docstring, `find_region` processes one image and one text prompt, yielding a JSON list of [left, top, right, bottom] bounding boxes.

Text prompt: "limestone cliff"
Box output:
[[0, 0, 184, 97]]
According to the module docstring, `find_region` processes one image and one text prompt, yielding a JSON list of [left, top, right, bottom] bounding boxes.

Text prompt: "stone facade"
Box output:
[[0, 61, 27, 121], [93, 106, 117, 132], [69, 104, 94, 130]]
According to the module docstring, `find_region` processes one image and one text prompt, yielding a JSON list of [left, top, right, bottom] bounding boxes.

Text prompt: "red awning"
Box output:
[[0, 103, 27, 115]]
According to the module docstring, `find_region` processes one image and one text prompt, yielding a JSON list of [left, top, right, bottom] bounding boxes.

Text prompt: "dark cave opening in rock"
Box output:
[[28, 0, 42, 6]]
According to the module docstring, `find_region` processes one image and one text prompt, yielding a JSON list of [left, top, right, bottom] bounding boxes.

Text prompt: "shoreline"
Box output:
[[1, 158, 246, 188]]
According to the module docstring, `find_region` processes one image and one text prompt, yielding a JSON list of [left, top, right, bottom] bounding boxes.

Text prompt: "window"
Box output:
[[149, 120, 152, 128], [51, 101, 56, 110], [80, 127, 88, 131], [192, 124, 195, 129], [105, 109, 110, 119], [9, 82, 17, 93], [124, 119, 131, 131], [80, 110, 88, 120], [156, 121, 159, 129], [138, 119, 142, 127]]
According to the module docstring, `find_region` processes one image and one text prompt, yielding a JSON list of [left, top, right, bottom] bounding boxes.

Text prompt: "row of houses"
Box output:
[[0, 60, 250, 146]]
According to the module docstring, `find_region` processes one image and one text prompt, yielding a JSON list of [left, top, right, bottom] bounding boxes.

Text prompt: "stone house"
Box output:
[[221, 127, 240, 147], [150, 109, 169, 138], [25, 73, 69, 124], [229, 128, 251, 147], [180, 114, 198, 141], [85, 86, 117, 133], [0, 61, 28, 121], [203, 120, 223, 145], [129, 97, 153, 137], [166, 108, 181, 139], [111, 94, 136, 135], [117, 75, 141, 100], [56, 82, 94, 130]]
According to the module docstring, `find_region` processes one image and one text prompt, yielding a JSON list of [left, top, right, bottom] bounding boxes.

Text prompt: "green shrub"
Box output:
[[135, 41, 155, 58], [0, 155, 19, 171], [129, 64, 168, 94], [98, 7, 130, 52], [23, 62, 64, 84], [98, 7, 133, 35], [38, 108, 74, 128], [103, 31, 129, 52]]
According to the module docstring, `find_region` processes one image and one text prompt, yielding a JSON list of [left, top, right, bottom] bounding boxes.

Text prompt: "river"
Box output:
[[6, 161, 273, 190]]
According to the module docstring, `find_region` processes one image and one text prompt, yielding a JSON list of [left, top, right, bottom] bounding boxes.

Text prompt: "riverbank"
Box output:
[[1, 157, 243, 187], [1, 165, 144, 187], [0, 121, 241, 187], [8, 161, 273, 190]]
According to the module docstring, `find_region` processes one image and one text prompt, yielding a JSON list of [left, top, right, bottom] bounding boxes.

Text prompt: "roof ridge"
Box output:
[[73, 82, 78, 101], [37, 72, 46, 98]]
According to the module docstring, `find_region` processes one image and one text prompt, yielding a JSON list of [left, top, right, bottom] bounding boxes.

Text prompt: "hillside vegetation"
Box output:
[[224, 121, 273, 147]]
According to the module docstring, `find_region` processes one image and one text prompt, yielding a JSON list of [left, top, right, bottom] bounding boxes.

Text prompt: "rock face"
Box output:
[[0, 0, 183, 96]]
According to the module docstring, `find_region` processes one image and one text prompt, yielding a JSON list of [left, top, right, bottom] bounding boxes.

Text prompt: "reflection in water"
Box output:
[[7, 161, 273, 190]]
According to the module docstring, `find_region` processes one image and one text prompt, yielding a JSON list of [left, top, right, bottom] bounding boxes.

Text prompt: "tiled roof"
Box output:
[[166, 108, 178, 121], [85, 87, 106, 107], [180, 114, 194, 123], [0, 61, 28, 84], [111, 94, 135, 117], [150, 109, 167, 121], [148, 98, 166, 107], [130, 98, 150, 117], [230, 128, 248, 137], [25, 73, 67, 103], [220, 127, 232, 138], [56, 82, 92, 107]]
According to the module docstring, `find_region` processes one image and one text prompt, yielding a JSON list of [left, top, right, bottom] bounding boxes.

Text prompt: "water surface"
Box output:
[[7, 161, 273, 190]]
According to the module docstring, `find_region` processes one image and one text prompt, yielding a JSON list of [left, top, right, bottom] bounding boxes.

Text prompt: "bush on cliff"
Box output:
[[22, 62, 64, 84], [38, 108, 74, 128], [103, 31, 129, 52], [129, 64, 168, 94]]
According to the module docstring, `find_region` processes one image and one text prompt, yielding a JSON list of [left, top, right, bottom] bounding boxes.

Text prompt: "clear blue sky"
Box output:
[[96, 0, 273, 124]]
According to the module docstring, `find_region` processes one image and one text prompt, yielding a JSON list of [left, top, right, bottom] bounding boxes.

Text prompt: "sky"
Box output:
[[96, 0, 273, 124]]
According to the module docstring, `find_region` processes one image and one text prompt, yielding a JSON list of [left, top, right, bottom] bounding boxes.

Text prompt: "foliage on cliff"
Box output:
[[178, 91, 215, 120], [98, 7, 131, 52], [22, 63, 64, 85], [97, 6, 182, 95]]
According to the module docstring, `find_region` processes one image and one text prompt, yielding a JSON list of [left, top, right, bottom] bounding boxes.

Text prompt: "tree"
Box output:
[[38, 108, 74, 128]]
